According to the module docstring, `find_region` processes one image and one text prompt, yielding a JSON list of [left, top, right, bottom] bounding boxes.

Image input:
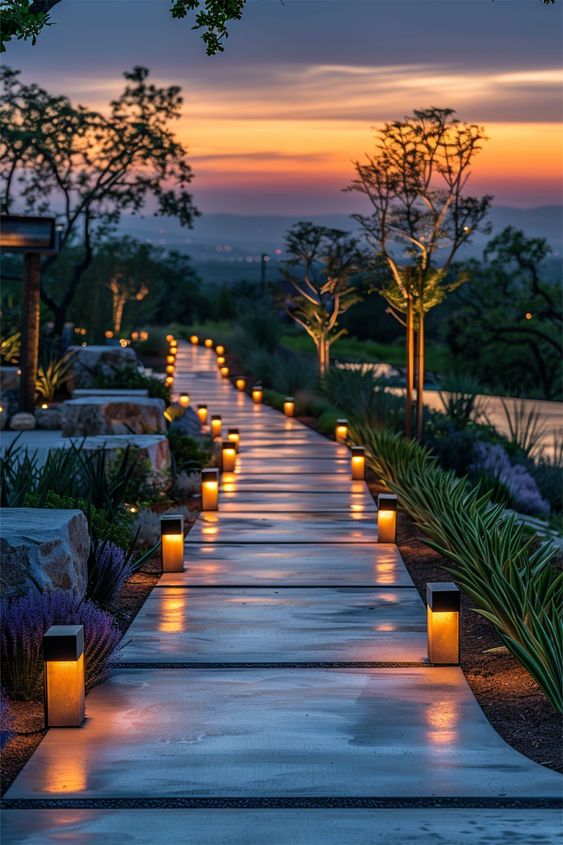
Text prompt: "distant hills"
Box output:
[[120, 205, 562, 284]]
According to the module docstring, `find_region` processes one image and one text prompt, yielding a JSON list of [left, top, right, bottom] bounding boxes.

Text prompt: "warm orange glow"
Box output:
[[202, 479, 219, 510], [220, 366, 230, 378], [426, 696, 459, 747], [235, 377, 247, 391], [169, 341, 178, 350], [284, 399, 295, 417], [377, 509, 396, 543], [166, 364, 175, 375], [45, 654, 85, 727], [222, 444, 237, 472], [179, 393, 190, 408], [204, 338, 214, 348], [158, 592, 187, 634], [162, 533, 184, 572], [166, 334, 174, 342], [335, 422, 348, 443], [190, 334, 199, 345], [252, 387, 263, 404], [351, 455, 365, 480], [165, 376, 174, 386], [197, 405, 208, 424], [166, 355, 175, 365], [43, 757, 87, 794], [427, 607, 459, 665], [104, 330, 113, 339], [217, 355, 226, 366], [216, 345, 225, 355], [227, 430, 240, 451], [210, 416, 223, 438]]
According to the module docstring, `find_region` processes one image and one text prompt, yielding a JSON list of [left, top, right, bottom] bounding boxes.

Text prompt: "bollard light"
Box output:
[[350, 446, 365, 480], [165, 375, 174, 387], [166, 334, 174, 342], [197, 404, 208, 425], [210, 414, 222, 438], [335, 419, 348, 443], [217, 355, 226, 366], [166, 355, 175, 365], [219, 365, 229, 378], [190, 334, 199, 345], [161, 514, 185, 572], [252, 385, 263, 404], [284, 396, 295, 417], [179, 393, 190, 408], [216, 345, 225, 356], [235, 377, 246, 391], [204, 338, 213, 348], [43, 625, 85, 727], [221, 440, 237, 472], [426, 583, 460, 665], [227, 428, 240, 452], [169, 346, 177, 357], [377, 493, 397, 543], [166, 364, 175, 375], [201, 468, 219, 511], [169, 339, 178, 350]]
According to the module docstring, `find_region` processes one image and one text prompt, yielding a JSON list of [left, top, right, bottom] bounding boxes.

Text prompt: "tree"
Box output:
[[281, 222, 364, 377], [0, 0, 246, 54], [348, 107, 491, 439], [1, 65, 199, 336], [446, 227, 562, 400]]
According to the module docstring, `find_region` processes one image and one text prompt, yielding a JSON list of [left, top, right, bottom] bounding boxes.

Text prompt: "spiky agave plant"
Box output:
[[35, 349, 76, 403]]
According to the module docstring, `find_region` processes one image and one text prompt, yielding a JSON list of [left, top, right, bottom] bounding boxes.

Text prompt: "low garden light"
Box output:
[[131, 331, 139, 341], [426, 582, 460, 665], [104, 330, 114, 339], [166, 364, 175, 375], [179, 393, 190, 408], [235, 377, 246, 391], [169, 339, 178, 350], [197, 404, 208, 425], [216, 345, 225, 355], [377, 493, 397, 543], [140, 330, 149, 342], [217, 355, 226, 366], [40, 402, 49, 410], [335, 419, 348, 443], [227, 427, 240, 452], [252, 385, 263, 404], [43, 625, 85, 728], [221, 440, 237, 472], [166, 334, 174, 342], [284, 396, 295, 417], [190, 334, 199, 345], [160, 514, 185, 572], [201, 468, 219, 511], [204, 338, 213, 348], [220, 365, 230, 378], [167, 354, 176, 365], [210, 414, 223, 438], [165, 375, 174, 387], [350, 446, 365, 480]]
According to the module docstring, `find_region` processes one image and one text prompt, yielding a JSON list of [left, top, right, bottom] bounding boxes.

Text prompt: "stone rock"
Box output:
[[61, 397, 166, 436], [169, 407, 203, 439], [0, 508, 89, 599], [59, 435, 171, 491], [68, 345, 138, 389], [9, 412, 36, 431], [72, 388, 149, 398], [35, 404, 63, 430], [0, 366, 20, 392]]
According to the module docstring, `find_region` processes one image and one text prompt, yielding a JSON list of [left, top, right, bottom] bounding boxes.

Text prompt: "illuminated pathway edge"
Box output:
[[3, 342, 561, 845]]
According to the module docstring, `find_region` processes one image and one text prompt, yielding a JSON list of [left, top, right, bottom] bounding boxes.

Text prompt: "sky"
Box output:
[[5, 0, 563, 215]]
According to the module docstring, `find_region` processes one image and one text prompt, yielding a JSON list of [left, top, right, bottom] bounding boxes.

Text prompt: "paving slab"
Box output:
[[220, 491, 376, 512], [3, 808, 562, 845], [118, 587, 426, 663], [188, 511, 378, 544], [162, 543, 411, 586], [234, 460, 348, 474], [6, 668, 561, 799], [220, 475, 367, 493]]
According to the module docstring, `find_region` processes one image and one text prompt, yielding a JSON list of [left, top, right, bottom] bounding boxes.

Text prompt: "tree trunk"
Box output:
[[405, 298, 414, 438], [416, 307, 425, 441], [317, 335, 328, 378], [113, 295, 126, 334], [20, 253, 41, 412], [324, 339, 330, 375]]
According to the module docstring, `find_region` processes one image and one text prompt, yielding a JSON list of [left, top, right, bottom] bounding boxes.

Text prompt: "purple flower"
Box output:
[[469, 442, 550, 516], [87, 541, 133, 608], [1, 589, 121, 700]]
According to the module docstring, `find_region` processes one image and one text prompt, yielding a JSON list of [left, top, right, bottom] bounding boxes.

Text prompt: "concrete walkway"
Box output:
[[3, 342, 561, 844]]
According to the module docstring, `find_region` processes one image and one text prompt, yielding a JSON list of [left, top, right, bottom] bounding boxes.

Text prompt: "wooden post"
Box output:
[[20, 252, 41, 412]]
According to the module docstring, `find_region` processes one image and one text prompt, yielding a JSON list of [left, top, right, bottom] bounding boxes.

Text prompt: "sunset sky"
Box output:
[[6, 0, 562, 215]]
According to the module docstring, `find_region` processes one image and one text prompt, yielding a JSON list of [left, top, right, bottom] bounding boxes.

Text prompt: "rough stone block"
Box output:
[[9, 412, 36, 431], [0, 508, 89, 598], [0, 366, 20, 392], [68, 345, 138, 389], [35, 404, 63, 430], [61, 397, 166, 436], [72, 388, 149, 398], [60, 434, 171, 489]]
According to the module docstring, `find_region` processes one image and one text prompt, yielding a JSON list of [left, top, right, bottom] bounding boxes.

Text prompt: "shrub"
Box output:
[[85, 540, 135, 608], [353, 426, 563, 712], [92, 364, 171, 404], [0, 689, 12, 749], [168, 430, 209, 474], [35, 349, 76, 402], [1, 590, 121, 700], [0, 330, 20, 365], [437, 370, 489, 428], [323, 366, 403, 431], [469, 442, 549, 516], [171, 470, 200, 499]]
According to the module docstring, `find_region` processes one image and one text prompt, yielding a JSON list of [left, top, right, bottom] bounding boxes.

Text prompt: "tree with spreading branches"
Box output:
[[281, 222, 365, 378], [347, 107, 491, 439], [1, 65, 199, 336]]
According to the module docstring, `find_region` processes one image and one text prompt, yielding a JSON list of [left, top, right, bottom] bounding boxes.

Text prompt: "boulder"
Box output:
[[0, 366, 20, 393], [35, 403, 63, 430], [58, 434, 171, 490], [67, 345, 138, 389], [72, 388, 149, 398], [0, 508, 89, 599], [61, 397, 166, 436], [169, 407, 203, 439], [9, 412, 36, 431]]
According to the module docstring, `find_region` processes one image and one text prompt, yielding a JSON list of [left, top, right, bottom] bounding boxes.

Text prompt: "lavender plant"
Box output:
[[1, 590, 121, 700], [469, 442, 550, 516], [86, 541, 133, 609]]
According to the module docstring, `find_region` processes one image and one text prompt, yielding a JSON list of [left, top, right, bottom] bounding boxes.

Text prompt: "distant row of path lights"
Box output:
[[164, 333, 178, 390]]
